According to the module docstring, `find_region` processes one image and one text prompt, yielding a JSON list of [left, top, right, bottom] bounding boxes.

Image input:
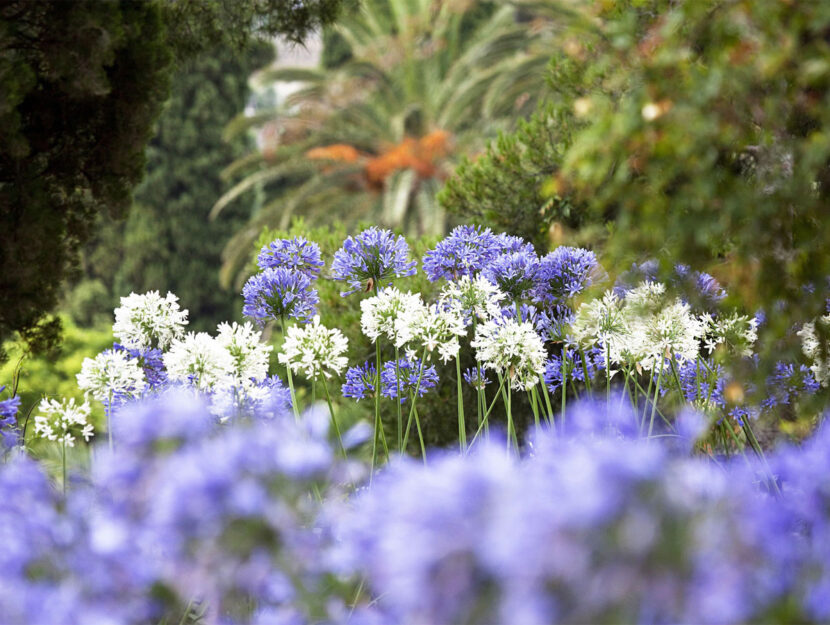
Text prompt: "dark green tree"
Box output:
[[0, 0, 352, 359]]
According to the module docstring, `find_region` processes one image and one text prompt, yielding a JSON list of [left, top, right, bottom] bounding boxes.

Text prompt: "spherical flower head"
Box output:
[[533, 246, 601, 306], [395, 302, 467, 363], [0, 386, 21, 419], [113, 343, 167, 388], [493, 232, 535, 255], [471, 317, 547, 390], [256, 236, 324, 277], [422, 225, 500, 282], [462, 367, 490, 390], [361, 288, 425, 344], [33, 397, 94, 447], [163, 332, 236, 391], [544, 347, 606, 393], [482, 249, 540, 301], [278, 316, 349, 381], [761, 361, 820, 411], [112, 291, 188, 350], [215, 321, 272, 383], [798, 314, 830, 386], [242, 266, 319, 324], [628, 299, 705, 369], [331, 227, 416, 296], [77, 349, 146, 404], [209, 375, 292, 421], [570, 291, 629, 359], [342, 361, 377, 401], [438, 275, 506, 324], [0, 386, 21, 451], [701, 312, 758, 357], [380, 358, 439, 403]]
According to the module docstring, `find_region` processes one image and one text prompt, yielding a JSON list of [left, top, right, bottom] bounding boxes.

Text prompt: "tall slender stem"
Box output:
[[561, 344, 568, 432], [322, 378, 347, 461], [538, 374, 555, 426], [62, 438, 66, 495], [647, 359, 665, 439], [401, 348, 429, 461], [456, 354, 466, 452], [395, 347, 403, 453], [371, 336, 383, 476], [280, 314, 300, 420], [107, 389, 113, 451]]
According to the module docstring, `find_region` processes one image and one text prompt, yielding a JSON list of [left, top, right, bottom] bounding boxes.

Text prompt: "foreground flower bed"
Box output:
[[3, 225, 830, 624], [2, 392, 830, 624]]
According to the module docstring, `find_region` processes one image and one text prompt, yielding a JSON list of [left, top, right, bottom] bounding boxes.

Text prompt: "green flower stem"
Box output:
[[395, 346, 403, 454], [641, 359, 656, 433], [107, 389, 113, 451], [605, 343, 611, 404], [468, 375, 506, 447], [413, 405, 426, 465], [528, 387, 541, 430], [538, 374, 555, 427], [280, 314, 300, 421], [647, 359, 665, 439], [456, 354, 466, 452], [506, 381, 517, 452], [371, 336, 383, 476], [401, 347, 429, 462], [579, 347, 593, 396], [561, 344, 568, 432], [62, 438, 67, 495], [322, 378, 347, 462]]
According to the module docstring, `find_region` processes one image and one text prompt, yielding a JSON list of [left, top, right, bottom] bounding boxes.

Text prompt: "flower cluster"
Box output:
[[112, 291, 189, 350], [279, 316, 349, 381], [380, 358, 439, 403], [472, 317, 547, 390], [422, 225, 500, 281], [0, 386, 21, 451], [256, 235, 324, 277], [342, 361, 377, 401], [77, 349, 146, 404], [242, 266, 319, 324], [32, 397, 94, 447], [331, 227, 416, 296]]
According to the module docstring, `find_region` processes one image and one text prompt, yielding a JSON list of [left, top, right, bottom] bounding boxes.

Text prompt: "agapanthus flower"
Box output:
[[331, 227, 416, 296], [163, 332, 235, 391], [112, 291, 188, 350], [209, 375, 293, 421], [361, 288, 425, 344], [570, 291, 629, 360], [543, 346, 606, 393], [797, 314, 830, 386], [462, 367, 490, 390], [256, 236, 324, 277], [77, 349, 146, 404], [33, 397, 94, 447], [627, 299, 705, 369], [342, 361, 377, 400], [215, 321, 272, 383], [113, 344, 167, 388], [438, 275, 505, 324], [533, 246, 600, 306], [762, 362, 820, 410], [614, 261, 726, 313], [0, 386, 21, 451], [493, 232, 535, 255], [380, 358, 439, 403], [702, 312, 758, 357], [482, 249, 540, 300], [422, 225, 500, 282], [471, 317, 547, 390], [279, 316, 348, 380], [395, 302, 467, 363], [242, 266, 319, 324]]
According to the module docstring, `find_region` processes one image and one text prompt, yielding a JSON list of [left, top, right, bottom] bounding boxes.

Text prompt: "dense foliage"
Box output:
[[0, 0, 352, 359]]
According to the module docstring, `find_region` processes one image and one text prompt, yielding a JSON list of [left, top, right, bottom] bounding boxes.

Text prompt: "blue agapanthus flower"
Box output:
[[242, 266, 319, 324], [331, 228, 416, 296], [380, 358, 439, 403], [762, 362, 820, 410], [614, 260, 726, 312], [113, 343, 167, 389], [0, 385, 21, 451], [257, 236, 324, 278], [544, 346, 606, 393], [422, 225, 500, 282], [462, 367, 491, 390], [482, 249, 540, 301], [533, 247, 600, 306], [493, 232, 535, 255], [342, 361, 377, 401]]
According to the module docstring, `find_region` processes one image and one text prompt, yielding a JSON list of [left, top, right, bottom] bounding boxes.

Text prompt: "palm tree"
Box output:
[[213, 0, 553, 282]]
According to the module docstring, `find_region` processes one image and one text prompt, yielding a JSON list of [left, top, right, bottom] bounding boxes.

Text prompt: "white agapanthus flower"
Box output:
[[438, 275, 506, 323], [798, 314, 830, 386], [163, 332, 235, 391], [279, 316, 348, 380], [395, 302, 467, 363], [361, 288, 425, 343], [701, 312, 758, 357], [33, 397, 94, 447], [76, 350, 145, 403], [113, 290, 189, 350], [570, 291, 629, 361], [471, 318, 547, 390], [627, 300, 705, 369], [215, 321, 272, 383]]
